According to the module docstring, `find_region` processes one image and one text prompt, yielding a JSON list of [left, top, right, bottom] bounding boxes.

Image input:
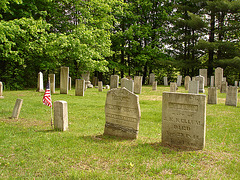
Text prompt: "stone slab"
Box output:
[[199, 69, 207, 86], [134, 76, 143, 94], [177, 75, 182, 87], [164, 77, 168, 86], [0, 81, 4, 99], [75, 79, 85, 96], [225, 86, 238, 107], [152, 81, 157, 91], [60, 67, 69, 94], [54, 100, 68, 131], [188, 81, 199, 94], [11, 99, 23, 119], [48, 74, 55, 94], [215, 67, 223, 89], [207, 87, 217, 104], [121, 78, 134, 92], [184, 76, 191, 90], [37, 72, 44, 92], [98, 81, 103, 92], [110, 75, 119, 89], [170, 82, 177, 92]]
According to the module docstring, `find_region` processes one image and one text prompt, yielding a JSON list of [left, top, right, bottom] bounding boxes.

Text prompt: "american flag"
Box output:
[[42, 81, 52, 107]]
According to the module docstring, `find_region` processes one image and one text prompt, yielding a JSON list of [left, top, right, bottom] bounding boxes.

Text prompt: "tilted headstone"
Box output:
[[170, 82, 177, 92], [208, 87, 217, 104], [210, 76, 214, 87], [0, 82, 4, 99], [184, 76, 191, 90], [235, 81, 238, 87], [11, 99, 23, 119], [162, 92, 206, 150], [37, 72, 44, 92], [69, 77, 71, 90], [60, 67, 69, 94], [75, 79, 85, 96], [164, 77, 168, 86], [152, 81, 157, 91], [134, 76, 143, 94], [225, 86, 238, 107], [188, 81, 199, 94], [149, 73, 155, 85], [110, 75, 119, 89], [54, 101, 68, 131], [121, 78, 134, 92], [104, 88, 141, 139], [177, 75, 182, 87], [48, 74, 55, 94], [220, 81, 228, 93], [199, 69, 207, 86], [195, 75, 205, 93], [215, 67, 223, 89], [98, 81, 103, 92]]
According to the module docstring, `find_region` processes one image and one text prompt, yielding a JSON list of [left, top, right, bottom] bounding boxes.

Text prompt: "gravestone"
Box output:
[[37, 72, 44, 92], [152, 81, 157, 91], [177, 75, 182, 87], [192, 77, 196, 81], [92, 77, 98, 87], [106, 85, 110, 89], [225, 86, 238, 107], [199, 69, 207, 86], [121, 78, 134, 92], [110, 75, 119, 89], [11, 99, 23, 119], [235, 81, 238, 87], [0, 82, 4, 99], [170, 82, 177, 92], [208, 87, 217, 104], [60, 67, 69, 94], [220, 81, 228, 93], [69, 77, 71, 90], [164, 77, 168, 86], [48, 74, 55, 94], [134, 76, 143, 94], [210, 76, 214, 87], [195, 75, 205, 93], [215, 67, 223, 89], [149, 73, 155, 85], [54, 101, 68, 131], [75, 79, 85, 96], [223, 77, 226, 82], [184, 76, 191, 90], [104, 88, 141, 139], [98, 81, 103, 92], [188, 81, 199, 94], [162, 92, 206, 150]]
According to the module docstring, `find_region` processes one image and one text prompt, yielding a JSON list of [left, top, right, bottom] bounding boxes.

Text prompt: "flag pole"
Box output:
[[48, 77, 53, 129]]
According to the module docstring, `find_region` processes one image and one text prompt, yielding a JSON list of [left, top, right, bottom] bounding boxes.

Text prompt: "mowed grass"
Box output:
[[0, 86, 239, 179]]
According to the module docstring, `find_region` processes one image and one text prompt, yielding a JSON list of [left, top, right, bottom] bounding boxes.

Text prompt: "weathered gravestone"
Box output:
[[225, 86, 238, 107], [69, 77, 71, 90], [235, 81, 238, 87], [210, 76, 214, 87], [164, 77, 168, 86], [0, 82, 4, 99], [60, 67, 69, 94], [11, 99, 23, 119], [199, 69, 207, 86], [110, 75, 119, 89], [149, 73, 155, 85], [75, 79, 85, 96], [207, 87, 217, 104], [134, 76, 143, 94], [121, 78, 134, 92], [104, 88, 141, 139], [184, 76, 191, 90], [170, 82, 177, 92], [177, 75, 182, 87], [220, 81, 228, 93], [215, 67, 223, 89], [195, 75, 205, 93], [98, 81, 103, 92], [188, 81, 199, 94], [48, 74, 55, 94], [54, 100, 68, 131], [152, 81, 157, 91], [37, 72, 44, 92], [162, 92, 206, 150]]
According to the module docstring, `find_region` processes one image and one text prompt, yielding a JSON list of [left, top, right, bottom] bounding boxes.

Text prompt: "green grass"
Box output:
[[0, 86, 239, 179]]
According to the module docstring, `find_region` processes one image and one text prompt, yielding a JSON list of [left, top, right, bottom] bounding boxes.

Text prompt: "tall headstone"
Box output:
[[195, 75, 205, 93], [184, 76, 191, 90], [152, 81, 157, 91], [164, 77, 168, 86], [162, 92, 206, 150], [215, 67, 223, 89], [134, 76, 143, 94], [37, 72, 44, 92], [210, 76, 214, 87], [149, 73, 155, 85], [60, 67, 69, 94], [0, 82, 4, 99], [11, 99, 23, 119], [98, 81, 103, 92], [69, 77, 71, 90], [177, 75, 182, 87], [104, 88, 141, 139], [110, 75, 119, 89], [235, 81, 238, 87], [225, 86, 238, 107], [188, 81, 199, 94], [121, 78, 134, 92], [48, 74, 55, 94], [170, 82, 177, 92], [75, 79, 85, 96], [54, 101, 68, 131], [199, 69, 207, 86], [207, 87, 217, 104], [220, 81, 228, 93]]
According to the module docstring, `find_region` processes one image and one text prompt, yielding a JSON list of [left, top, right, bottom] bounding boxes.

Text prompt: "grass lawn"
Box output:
[[0, 86, 239, 179]]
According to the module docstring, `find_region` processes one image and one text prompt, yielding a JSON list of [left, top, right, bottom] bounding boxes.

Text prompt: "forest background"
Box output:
[[0, 0, 240, 90]]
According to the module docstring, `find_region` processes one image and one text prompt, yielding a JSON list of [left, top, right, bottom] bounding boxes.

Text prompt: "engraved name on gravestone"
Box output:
[[48, 74, 55, 94], [0, 82, 4, 99], [134, 76, 143, 94], [188, 81, 199, 94], [170, 82, 177, 92], [60, 67, 69, 94], [199, 69, 207, 86], [208, 87, 217, 104], [121, 78, 134, 92], [225, 86, 238, 107], [184, 76, 191, 90], [37, 72, 44, 92], [54, 100, 68, 131], [162, 92, 206, 150], [164, 77, 168, 86], [215, 67, 223, 89], [104, 88, 141, 139], [177, 75, 182, 87], [110, 75, 119, 89], [75, 79, 85, 96]]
